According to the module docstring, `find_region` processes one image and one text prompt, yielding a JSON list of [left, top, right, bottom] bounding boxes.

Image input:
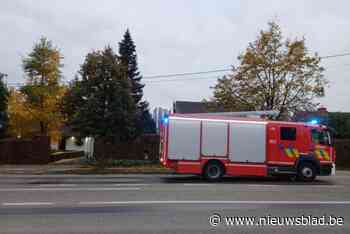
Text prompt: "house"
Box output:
[[60, 126, 94, 159]]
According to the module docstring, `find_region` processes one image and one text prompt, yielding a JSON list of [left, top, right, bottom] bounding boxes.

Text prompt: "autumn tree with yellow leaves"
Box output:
[[8, 38, 66, 142], [210, 22, 327, 119], [7, 89, 36, 138]]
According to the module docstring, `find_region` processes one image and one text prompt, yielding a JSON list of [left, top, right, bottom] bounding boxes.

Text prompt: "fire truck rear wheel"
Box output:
[[203, 161, 224, 181], [297, 162, 316, 182]]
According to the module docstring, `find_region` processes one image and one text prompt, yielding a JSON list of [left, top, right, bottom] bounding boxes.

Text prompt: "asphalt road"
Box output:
[[1, 171, 350, 234]]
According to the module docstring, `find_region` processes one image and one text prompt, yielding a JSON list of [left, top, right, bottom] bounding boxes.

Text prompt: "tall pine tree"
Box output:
[[118, 29, 144, 106], [118, 29, 155, 134]]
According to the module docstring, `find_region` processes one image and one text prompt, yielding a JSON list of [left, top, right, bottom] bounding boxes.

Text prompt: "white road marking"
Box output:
[[39, 184, 77, 187], [2, 200, 349, 207], [300, 185, 344, 188], [247, 184, 343, 188], [181, 184, 343, 188], [247, 184, 280, 187], [2, 202, 54, 206], [2, 168, 30, 171], [113, 184, 149, 186], [183, 183, 212, 186], [78, 200, 350, 205], [0, 187, 141, 192]]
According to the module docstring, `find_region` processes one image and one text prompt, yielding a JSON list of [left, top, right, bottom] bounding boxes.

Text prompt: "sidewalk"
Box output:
[[0, 161, 172, 175], [0, 165, 87, 175]]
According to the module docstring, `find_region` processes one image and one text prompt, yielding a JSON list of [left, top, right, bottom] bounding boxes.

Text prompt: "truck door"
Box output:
[[276, 126, 301, 164], [267, 124, 279, 163], [310, 128, 332, 162]]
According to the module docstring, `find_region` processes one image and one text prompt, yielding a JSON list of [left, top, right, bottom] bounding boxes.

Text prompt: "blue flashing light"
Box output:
[[309, 119, 319, 125], [162, 116, 169, 124]]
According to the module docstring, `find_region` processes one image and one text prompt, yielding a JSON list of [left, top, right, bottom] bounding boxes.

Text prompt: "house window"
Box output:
[[280, 127, 296, 141]]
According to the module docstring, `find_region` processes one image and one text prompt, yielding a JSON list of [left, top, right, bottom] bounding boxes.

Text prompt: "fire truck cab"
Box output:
[[159, 114, 335, 182]]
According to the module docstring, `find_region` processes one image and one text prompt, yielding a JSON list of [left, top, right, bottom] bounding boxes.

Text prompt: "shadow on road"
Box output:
[[161, 174, 335, 186]]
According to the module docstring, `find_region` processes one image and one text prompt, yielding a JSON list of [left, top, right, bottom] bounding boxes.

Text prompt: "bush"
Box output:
[[110, 159, 156, 167], [93, 159, 158, 168], [329, 112, 350, 139], [334, 139, 350, 169]]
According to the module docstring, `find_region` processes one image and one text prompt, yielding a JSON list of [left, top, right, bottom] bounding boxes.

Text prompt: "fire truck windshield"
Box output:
[[311, 128, 331, 146]]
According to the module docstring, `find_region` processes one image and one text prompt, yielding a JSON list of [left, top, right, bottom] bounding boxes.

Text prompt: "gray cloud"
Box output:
[[1, 0, 349, 111]]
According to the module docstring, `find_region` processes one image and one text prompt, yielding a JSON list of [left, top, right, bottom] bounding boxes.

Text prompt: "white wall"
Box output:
[[65, 136, 94, 159]]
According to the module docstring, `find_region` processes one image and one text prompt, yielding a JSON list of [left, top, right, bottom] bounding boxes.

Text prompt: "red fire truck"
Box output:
[[159, 114, 335, 182]]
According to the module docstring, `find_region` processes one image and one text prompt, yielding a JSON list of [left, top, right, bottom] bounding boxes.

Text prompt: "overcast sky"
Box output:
[[1, 0, 349, 111]]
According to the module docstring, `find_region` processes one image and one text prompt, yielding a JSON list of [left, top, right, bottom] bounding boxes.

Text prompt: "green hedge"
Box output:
[[334, 139, 350, 169], [329, 112, 350, 139]]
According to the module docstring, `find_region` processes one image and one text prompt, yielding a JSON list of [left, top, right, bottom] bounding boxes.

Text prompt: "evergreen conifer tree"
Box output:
[[118, 30, 155, 134], [0, 73, 9, 138]]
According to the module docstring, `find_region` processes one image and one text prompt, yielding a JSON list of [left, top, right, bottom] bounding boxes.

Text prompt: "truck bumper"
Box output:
[[331, 163, 336, 176], [319, 163, 334, 176]]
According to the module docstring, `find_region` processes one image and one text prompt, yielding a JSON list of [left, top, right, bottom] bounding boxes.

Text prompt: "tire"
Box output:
[[297, 162, 316, 182], [203, 161, 224, 181]]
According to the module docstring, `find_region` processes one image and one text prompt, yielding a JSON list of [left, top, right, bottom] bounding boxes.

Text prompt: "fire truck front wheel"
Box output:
[[203, 161, 225, 181], [297, 162, 316, 182]]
